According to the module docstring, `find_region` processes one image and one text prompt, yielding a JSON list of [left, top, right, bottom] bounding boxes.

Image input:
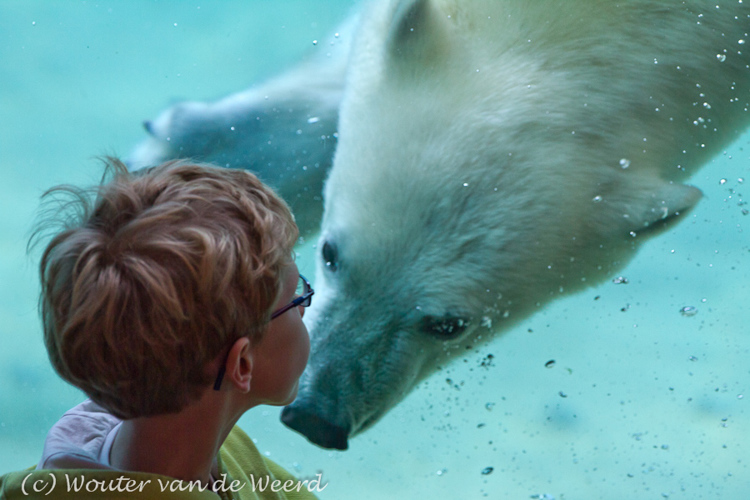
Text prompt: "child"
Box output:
[[0, 159, 320, 499]]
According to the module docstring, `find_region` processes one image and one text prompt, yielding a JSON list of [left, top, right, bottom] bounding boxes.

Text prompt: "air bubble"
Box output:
[[619, 158, 631, 169], [717, 54, 727, 62], [680, 306, 698, 317], [593, 195, 603, 202]]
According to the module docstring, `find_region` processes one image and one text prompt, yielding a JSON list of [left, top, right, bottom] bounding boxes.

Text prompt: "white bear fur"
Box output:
[[289, 0, 750, 447]]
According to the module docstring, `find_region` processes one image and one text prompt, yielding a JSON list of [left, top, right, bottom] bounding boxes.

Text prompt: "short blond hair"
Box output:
[[35, 159, 298, 419]]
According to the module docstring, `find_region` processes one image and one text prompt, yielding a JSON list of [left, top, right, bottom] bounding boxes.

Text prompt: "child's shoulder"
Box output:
[[220, 427, 320, 500]]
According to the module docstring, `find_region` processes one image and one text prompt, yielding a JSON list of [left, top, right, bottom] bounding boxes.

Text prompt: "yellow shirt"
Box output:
[[0, 427, 320, 500]]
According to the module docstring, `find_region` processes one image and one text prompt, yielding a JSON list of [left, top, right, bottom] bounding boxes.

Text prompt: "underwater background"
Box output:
[[1, 2, 748, 499]]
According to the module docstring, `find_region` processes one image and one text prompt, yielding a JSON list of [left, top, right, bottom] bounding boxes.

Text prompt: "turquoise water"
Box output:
[[1, 2, 748, 499]]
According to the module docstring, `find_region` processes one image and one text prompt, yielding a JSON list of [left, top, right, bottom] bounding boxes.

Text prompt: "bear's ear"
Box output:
[[625, 182, 702, 237], [387, 0, 449, 62]]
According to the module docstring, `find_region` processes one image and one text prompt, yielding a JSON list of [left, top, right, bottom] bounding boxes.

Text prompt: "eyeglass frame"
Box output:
[[212, 274, 314, 391]]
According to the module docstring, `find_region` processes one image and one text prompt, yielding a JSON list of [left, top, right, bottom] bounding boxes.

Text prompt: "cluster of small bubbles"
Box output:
[[619, 158, 631, 169], [703, 102, 712, 109], [689, 355, 699, 362], [629, 231, 637, 237], [717, 53, 727, 62], [480, 354, 495, 368], [612, 276, 629, 284], [481, 316, 493, 329], [530, 495, 556, 500], [592, 195, 603, 202], [680, 305, 698, 317], [693, 117, 706, 126]]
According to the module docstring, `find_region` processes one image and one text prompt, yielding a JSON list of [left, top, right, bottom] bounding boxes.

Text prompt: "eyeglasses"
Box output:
[[270, 274, 314, 319], [213, 274, 314, 391]]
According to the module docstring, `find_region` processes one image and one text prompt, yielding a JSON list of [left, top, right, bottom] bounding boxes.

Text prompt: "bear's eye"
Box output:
[[321, 241, 338, 271], [420, 315, 470, 340]]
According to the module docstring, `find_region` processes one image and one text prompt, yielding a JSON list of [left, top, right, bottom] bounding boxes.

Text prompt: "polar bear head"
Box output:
[[279, 0, 737, 449]]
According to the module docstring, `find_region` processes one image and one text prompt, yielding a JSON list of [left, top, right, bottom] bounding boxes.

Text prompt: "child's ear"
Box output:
[[227, 337, 253, 393]]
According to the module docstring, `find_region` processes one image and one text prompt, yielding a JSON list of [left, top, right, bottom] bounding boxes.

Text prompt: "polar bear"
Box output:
[[131, 0, 750, 450]]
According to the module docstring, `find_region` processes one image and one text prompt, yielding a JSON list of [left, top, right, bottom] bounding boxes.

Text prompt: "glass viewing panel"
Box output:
[[1, 2, 747, 498]]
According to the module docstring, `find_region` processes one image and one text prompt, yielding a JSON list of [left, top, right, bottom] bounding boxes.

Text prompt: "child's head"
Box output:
[[36, 158, 298, 419]]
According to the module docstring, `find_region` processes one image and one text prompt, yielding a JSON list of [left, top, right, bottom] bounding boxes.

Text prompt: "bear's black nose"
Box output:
[[281, 405, 350, 450]]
